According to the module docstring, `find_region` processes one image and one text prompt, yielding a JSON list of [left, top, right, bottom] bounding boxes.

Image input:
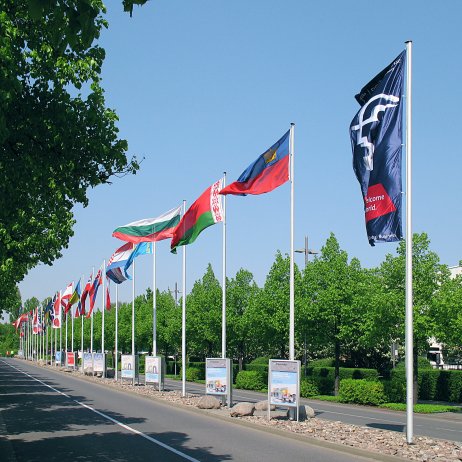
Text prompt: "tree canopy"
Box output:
[[0, 1, 139, 311]]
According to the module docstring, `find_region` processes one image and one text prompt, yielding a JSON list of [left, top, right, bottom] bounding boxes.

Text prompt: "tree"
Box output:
[[0, 1, 139, 308]]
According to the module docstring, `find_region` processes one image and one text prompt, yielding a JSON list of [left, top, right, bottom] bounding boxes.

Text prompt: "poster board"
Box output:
[[55, 351, 63, 366], [206, 358, 232, 406], [145, 356, 165, 390], [268, 359, 300, 420], [83, 352, 93, 374], [66, 351, 77, 369], [121, 354, 139, 382], [93, 353, 106, 375]]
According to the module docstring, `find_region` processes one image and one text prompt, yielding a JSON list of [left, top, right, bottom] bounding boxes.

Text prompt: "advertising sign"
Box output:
[[66, 351, 76, 368], [83, 352, 93, 374], [145, 356, 160, 383], [121, 354, 138, 381], [206, 358, 232, 406], [93, 353, 105, 374], [269, 360, 300, 410], [55, 351, 63, 365]]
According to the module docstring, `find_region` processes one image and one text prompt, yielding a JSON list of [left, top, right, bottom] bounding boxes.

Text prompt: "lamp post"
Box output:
[[295, 236, 318, 268]]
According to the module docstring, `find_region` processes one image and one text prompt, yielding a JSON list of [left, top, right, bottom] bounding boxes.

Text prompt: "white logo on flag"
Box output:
[[351, 93, 399, 171]]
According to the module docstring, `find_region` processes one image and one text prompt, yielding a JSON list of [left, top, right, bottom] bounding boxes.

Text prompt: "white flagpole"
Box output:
[[91, 268, 94, 354], [65, 306, 68, 354], [405, 40, 414, 445], [222, 173, 227, 359], [289, 123, 295, 361], [153, 242, 157, 356], [71, 281, 75, 352], [81, 287, 84, 373], [59, 291, 62, 360], [181, 200, 187, 397], [132, 247, 136, 386], [102, 260, 106, 357], [115, 283, 119, 381], [45, 322, 48, 363]]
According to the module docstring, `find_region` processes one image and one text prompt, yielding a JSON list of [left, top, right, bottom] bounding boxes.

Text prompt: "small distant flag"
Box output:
[[68, 280, 82, 318], [220, 131, 290, 196], [87, 269, 102, 318], [61, 282, 73, 313], [171, 178, 224, 253], [350, 51, 405, 246], [53, 292, 62, 328], [81, 274, 93, 316], [13, 313, 28, 331]]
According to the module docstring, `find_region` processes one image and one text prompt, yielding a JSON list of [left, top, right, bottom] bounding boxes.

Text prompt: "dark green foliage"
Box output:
[[235, 370, 266, 391], [300, 379, 319, 397], [309, 358, 335, 367], [185, 367, 203, 382], [306, 367, 379, 395], [339, 379, 386, 406]]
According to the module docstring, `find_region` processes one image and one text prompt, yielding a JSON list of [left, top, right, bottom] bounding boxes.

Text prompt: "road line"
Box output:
[[1, 360, 201, 462]]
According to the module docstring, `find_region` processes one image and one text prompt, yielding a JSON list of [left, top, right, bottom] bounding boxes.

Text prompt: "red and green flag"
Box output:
[[171, 178, 224, 254], [112, 205, 182, 243]]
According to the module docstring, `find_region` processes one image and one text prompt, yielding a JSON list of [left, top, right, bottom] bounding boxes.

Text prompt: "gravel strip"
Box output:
[[46, 366, 462, 461]]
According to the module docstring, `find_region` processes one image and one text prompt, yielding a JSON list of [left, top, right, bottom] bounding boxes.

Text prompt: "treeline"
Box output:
[[7, 233, 462, 375]]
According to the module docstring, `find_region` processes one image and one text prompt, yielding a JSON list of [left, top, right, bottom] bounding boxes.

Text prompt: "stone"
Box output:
[[230, 402, 255, 417], [255, 400, 276, 411], [287, 405, 315, 421], [197, 395, 221, 409]]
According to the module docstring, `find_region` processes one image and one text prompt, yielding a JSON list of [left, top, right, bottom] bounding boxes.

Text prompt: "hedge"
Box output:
[[235, 370, 266, 391], [306, 367, 379, 395], [300, 378, 319, 397], [339, 379, 386, 406]]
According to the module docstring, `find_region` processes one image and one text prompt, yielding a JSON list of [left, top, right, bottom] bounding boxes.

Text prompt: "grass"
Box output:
[[380, 403, 462, 413], [310, 395, 342, 402]]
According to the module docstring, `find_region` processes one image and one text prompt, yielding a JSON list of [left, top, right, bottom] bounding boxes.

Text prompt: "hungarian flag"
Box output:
[[171, 178, 224, 253], [112, 205, 182, 243], [220, 131, 290, 196]]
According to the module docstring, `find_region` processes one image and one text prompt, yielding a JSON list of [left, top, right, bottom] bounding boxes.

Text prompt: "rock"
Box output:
[[304, 405, 315, 418], [230, 402, 255, 417], [255, 400, 276, 411], [287, 405, 315, 421], [254, 409, 287, 418], [197, 395, 221, 409]]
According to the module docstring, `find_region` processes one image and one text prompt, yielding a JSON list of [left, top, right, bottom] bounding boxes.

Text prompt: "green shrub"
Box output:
[[310, 358, 335, 367], [250, 357, 270, 365], [235, 370, 266, 391], [185, 367, 203, 382], [300, 379, 319, 397], [339, 379, 386, 406]]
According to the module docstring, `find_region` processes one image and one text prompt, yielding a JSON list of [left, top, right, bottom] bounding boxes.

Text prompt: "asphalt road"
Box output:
[[1, 358, 382, 462], [164, 377, 462, 443]]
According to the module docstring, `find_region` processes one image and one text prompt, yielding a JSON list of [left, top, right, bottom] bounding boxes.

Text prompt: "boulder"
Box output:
[[288, 405, 315, 421], [230, 402, 255, 417], [255, 400, 276, 411], [197, 395, 221, 409]]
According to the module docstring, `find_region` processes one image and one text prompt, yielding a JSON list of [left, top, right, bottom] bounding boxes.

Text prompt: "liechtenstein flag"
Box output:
[[220, 130, 290, 196], [350, 51, 405, 246]]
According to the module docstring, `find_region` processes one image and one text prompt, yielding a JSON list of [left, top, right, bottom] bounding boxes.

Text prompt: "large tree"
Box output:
[[0, 1, 139, 309]]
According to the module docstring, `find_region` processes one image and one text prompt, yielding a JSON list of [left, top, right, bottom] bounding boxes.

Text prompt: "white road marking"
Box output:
[[1, 360, 201, 462]]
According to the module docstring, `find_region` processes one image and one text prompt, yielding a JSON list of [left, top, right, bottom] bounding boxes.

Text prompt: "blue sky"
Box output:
[[18, 0, 462, 307]]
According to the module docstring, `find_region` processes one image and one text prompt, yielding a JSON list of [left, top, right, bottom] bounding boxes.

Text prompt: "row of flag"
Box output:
[[13, 48, 406, 327]]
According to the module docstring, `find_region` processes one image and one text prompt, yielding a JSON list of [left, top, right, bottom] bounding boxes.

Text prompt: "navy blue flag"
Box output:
[[350, 51, 406, 246]]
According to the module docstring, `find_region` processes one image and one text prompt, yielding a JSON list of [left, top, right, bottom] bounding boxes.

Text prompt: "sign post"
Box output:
[[268, 359, 300, 421], [206, 358, 232, 407]]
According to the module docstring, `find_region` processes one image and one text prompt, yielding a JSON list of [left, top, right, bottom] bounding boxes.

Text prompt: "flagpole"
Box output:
[[59, 291, 62, 362], [81, 292, 84, 373], [91, 267, 94, 354], [289, 123, 295, 361], [102, 259, 106, 361], [65, 307, 68, 354], [405, 40, 414, 445], [132, 247, 136, 386], [181, 200, 187, 397], [222, 173, 227, 359], [115, 283, 119, 381], [153, 242, 157, 356], [71, 281, 75, 352]]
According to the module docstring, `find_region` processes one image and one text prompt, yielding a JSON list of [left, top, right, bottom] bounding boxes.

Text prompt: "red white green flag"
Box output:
[[171, 178, 224, 254], [112, 205, 182, 243]]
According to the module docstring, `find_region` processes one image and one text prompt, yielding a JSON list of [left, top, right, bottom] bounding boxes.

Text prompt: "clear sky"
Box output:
[[18, 0, 462, 308]]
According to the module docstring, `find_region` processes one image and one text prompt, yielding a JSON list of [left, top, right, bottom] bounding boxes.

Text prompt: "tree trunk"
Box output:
[[334, 336, 340, 396]]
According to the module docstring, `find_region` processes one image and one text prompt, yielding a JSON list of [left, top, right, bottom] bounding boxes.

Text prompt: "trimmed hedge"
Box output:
[[235, 370, 266, 391], [306, 367, 379, 395], [386, 369, 462, 403], [185, 367, 204, 381], [300, 378, 319, 397], [309, 358, 335, 368], [339, 379, 386, 406]]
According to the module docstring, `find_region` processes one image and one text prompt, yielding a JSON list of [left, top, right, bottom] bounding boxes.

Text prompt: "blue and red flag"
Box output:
[[350, 51, 405, 246], [106, 242, 134, 284], [87, 270, 101, 318], [220, 130, 290, 196], [81, 274, 92, 317]]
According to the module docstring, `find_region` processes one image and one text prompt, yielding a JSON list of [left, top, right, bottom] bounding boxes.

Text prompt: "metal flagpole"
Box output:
[[45, 322, 48, 364], [153, 242, 157, 356], [289, 123, 295, 361], [65, 307, 68, 353], [222, 173, 227, 359], [102, 260, 106, 358], [115, 283, 119, 381], [405, 40, 414, 445], [59, 291, 62, 361], [71, 281, 75, 352], [91, 267, 94, 354], [132, 250, 136, 386], [81, 303, 84, 373], [181, 200, 187, 397]]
